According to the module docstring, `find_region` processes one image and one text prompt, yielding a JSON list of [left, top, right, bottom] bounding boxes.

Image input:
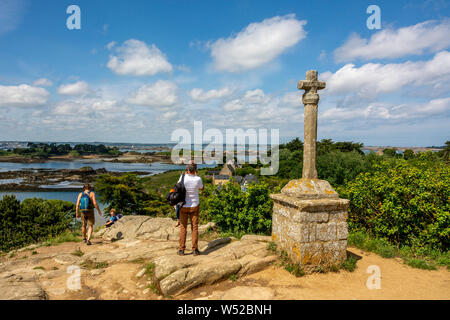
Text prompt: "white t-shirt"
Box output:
[[178, 174, 203, 207]]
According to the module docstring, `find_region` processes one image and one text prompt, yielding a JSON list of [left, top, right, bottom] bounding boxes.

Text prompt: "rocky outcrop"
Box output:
[[98, 216, 215, 241], [0, 217, 276, 299], [0, 270, 48, 300]]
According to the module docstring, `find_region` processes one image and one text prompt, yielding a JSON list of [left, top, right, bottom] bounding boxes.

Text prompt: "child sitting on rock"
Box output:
[[105, 209, 122, 228]]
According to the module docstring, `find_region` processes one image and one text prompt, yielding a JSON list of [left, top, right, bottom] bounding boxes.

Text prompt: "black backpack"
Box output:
[[166, 173, 186, 206]]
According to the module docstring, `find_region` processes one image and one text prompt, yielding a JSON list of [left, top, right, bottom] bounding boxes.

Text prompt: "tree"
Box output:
[[283, 137, 303, 152], [444, 141, 450, 161], [94, 173, 172, 216], [383, 148, 397, 157], [403, 149, 415, 160], [0, 195, 75, 252]]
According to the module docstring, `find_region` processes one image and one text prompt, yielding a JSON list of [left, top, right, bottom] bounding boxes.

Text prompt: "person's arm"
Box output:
[[75, 193, 81, 219], [91, 192, 102, 216], [199, 177, 204, 191]]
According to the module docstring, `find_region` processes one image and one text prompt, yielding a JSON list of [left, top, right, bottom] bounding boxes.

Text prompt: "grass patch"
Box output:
[[219, 231, 246, 240], [33, 266, 45, 270], [145, 263, 155, 277], [405, 258, 437, 270], [81, 259, 108, 270], [141, 169, 185, 195], [146, 283, 159, 295], [9, 252, 15, 258], [129, 257, 145, 264], [71, 247, 84, 257], [348, 231, 448, 270], [41, 230, 82, 247], [341, 256, 357, 272], [280, 251, 305, 277], [267, 241, 277, 253], [229, 274, 238, 282], [31, 250, 37, 255]]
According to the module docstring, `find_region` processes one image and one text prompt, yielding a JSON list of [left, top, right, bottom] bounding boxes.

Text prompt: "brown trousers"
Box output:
[[179, 205, 199, 251]]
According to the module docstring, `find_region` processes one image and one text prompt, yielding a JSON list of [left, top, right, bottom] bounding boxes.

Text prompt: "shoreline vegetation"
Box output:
[[0, 142, 173, 163], [0, 138, 449, 273]]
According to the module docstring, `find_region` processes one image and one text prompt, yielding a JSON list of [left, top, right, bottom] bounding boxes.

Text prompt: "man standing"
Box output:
[[76, 183, 102, 245], [178, 162, 203, 256]]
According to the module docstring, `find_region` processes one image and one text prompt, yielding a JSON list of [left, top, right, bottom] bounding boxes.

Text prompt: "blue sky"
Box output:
[[0, 0, 449, 146]]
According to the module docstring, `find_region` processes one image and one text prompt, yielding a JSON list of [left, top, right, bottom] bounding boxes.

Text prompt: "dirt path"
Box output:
[[3, 240, 448, 300], [180, 247, 450, 300]]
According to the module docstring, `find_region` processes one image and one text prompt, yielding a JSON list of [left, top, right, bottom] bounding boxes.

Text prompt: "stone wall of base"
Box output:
[[271, 197, 349, 272]]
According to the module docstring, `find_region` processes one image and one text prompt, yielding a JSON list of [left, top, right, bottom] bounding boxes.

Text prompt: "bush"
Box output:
[[316, 150, 369, 186], [0, 195, 76, 252], [339, 158, 449, 251], [203, 182, 273, 234]]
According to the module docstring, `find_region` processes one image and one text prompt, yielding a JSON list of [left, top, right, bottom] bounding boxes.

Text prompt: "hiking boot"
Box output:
[[177, 250, 184, 256], [193, 249, 201, 256], [83, 238, 87, 244], [86, 240, 92, 246]]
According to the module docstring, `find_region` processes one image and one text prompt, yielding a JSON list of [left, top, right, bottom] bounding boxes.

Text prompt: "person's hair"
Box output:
[[83, 183, 91, 190], [110, 209, 117, 215], [187, 163, 197, 173]]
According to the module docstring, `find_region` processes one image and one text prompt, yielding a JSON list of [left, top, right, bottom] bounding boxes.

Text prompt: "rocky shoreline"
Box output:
[[0, 167, 151, 192], [0, 152, 172, 164]]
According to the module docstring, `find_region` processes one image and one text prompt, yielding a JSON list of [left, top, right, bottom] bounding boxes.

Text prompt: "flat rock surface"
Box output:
[[0, 217, 274, 299]]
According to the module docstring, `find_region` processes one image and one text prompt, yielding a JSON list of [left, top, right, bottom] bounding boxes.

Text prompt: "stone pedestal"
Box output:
[[271, 179, 349, 272]]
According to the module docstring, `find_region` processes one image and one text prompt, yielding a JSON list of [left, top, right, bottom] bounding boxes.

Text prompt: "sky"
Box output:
[[0, 0, 449, 146]]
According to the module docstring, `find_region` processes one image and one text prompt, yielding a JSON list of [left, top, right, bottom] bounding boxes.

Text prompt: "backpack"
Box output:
[[166, 173, 186, 206], [80, 191, 92, 212]]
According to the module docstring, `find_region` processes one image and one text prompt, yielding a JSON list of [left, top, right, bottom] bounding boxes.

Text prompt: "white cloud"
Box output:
[[127, 80, 178, 107], [162, 111, 177, 120], [106, 41, 116, 50], [53, 98, 126, 116], [33, 78, 53, 87], [242, 89, 268, 104], [209, 14, 307, 72], [334, 20, 450, 62], [321, 98, 450, 122], [322, 51, 450, 99], [224, 99, 244, 111], [281, 92, 302, 107], [189, 87, 232, 102], [222, 88, 268, 111], [0, 84, 49, 107], [107, 39, 172, 76], [57, 81, 93, 96]]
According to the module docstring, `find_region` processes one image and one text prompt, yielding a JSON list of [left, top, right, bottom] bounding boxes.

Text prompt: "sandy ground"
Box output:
[[4, 241, 449, 300], [180, 248, 450, 300]]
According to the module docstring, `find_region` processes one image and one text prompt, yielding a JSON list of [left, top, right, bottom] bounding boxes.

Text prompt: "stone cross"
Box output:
[[297, 70, 326, 179]]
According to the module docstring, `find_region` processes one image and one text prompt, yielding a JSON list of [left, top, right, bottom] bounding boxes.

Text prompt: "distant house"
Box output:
[[219, 162, 236, 176], [213, 174, 231, 186], [212, 160, 255, 187], [243, 174, 258, 184]]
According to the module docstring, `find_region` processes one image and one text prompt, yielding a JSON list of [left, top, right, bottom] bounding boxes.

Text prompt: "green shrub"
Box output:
[[341, 256, 357, 272], [405, 259, 437, 270], [0, 195, 76, 252], [203, 182, 273, 234], [338, 157, 449, 251]]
